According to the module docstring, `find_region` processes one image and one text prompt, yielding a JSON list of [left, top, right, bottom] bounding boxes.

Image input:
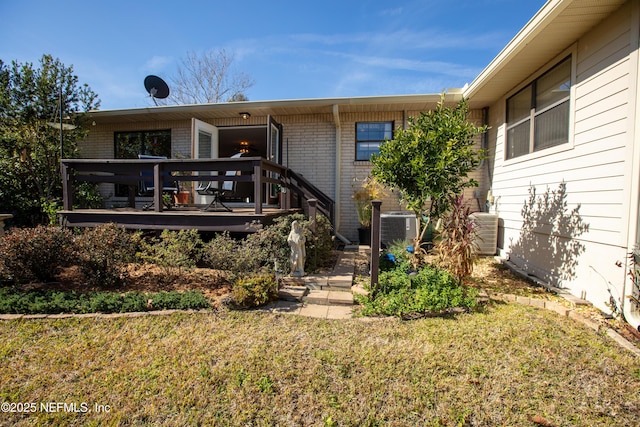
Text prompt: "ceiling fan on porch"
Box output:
[[144, 75, 170, 106]]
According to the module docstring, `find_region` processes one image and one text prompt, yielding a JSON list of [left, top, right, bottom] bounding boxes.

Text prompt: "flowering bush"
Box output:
[[352, 176, 386, 228]]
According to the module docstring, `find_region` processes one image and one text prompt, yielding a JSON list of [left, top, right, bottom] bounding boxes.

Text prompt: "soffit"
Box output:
[[87, 92, 462, 125], [464, 0, 628, 108]]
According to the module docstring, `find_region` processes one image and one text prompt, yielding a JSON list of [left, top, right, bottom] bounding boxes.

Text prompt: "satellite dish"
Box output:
[[144, 75, 170, 105]]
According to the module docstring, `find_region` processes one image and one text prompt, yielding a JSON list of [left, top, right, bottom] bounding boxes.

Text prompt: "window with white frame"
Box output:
[[506, 56, 571, 160], [355, 122, 393, 161]]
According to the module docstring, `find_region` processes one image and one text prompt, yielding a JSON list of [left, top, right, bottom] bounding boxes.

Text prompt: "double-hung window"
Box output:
[[506, 56, 571, 160], [356, 122, 393, 161]]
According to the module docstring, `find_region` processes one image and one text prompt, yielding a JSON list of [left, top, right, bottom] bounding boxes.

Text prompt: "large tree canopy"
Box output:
[[0, 54, 100, 225], [370, 95, 487, 249]]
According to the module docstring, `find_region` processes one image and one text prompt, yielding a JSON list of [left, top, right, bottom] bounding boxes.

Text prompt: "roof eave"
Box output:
[[463, 0, 628, 107]]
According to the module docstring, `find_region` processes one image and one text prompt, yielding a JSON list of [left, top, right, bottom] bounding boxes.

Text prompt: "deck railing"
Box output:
[[60, 157, 334, 224]]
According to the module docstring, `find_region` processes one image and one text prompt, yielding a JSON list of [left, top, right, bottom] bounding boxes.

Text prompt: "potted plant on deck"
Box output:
[[352, 176, 386, 245]]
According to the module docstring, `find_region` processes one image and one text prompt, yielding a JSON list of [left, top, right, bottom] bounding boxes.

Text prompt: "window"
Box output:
[[114, 130, 171, 196], [506, 56, 571, 160], [356, 122, 393, 161]]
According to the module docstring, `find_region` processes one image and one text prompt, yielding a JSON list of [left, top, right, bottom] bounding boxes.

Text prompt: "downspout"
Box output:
[[333, 104, 350, 245], [623, 0, 640, 330], [482, 107, 493, 212]]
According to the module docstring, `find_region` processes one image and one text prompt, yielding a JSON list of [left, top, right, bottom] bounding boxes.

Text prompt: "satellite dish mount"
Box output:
[[144, 75, 170, 105]]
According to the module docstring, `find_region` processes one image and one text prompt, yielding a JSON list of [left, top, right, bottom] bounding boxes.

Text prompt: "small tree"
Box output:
[[370, 94, 487, 262]]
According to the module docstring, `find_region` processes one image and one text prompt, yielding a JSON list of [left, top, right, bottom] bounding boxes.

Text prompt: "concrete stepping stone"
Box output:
[[278, 286, 308, 302], [304, 289, 329, 305], [327, 291, 353, 305]]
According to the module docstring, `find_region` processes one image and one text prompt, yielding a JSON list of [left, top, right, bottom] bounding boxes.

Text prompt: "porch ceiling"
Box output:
[[464, 0, 628, 107], [86, 93, 462, 124]]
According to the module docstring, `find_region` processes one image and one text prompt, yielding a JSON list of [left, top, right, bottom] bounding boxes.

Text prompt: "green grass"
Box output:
[[0, 304, 639, 426]]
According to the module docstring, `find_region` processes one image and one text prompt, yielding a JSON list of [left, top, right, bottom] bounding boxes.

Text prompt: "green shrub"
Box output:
[[202, 213, 334, 274], [148, 290, 211, 310], [379, 239, 414, 272], [242, 213, 333, 273], [140, 229, 204, 277], [0, 287, 210, 314], [230, 275, 278, 308], [0, 225, 76, 283], [73, 182, 104, 209], [75, 224, 140, 288], [358, 263, 477, 318], [203, 231, 239, 271]]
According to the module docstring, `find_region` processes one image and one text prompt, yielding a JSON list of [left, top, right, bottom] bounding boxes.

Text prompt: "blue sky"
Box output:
[[0, 0, 546, 111]]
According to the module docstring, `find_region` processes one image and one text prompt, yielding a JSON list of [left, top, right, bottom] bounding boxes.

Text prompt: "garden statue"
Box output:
[[287, 220, 306, 276]]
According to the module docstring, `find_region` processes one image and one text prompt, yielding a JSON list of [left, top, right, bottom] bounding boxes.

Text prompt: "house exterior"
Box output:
[[77, 0, 639, 326], [79, 93, 486, 243], [462, 0, 639, 326]]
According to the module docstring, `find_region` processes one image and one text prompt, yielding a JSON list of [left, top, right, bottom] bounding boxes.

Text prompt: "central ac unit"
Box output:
[[469, 212, 499, 255], [380, 212, 417, 247]]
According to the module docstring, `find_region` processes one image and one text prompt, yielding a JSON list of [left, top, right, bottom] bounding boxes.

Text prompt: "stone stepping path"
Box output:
[[274, 245, 359, 319]]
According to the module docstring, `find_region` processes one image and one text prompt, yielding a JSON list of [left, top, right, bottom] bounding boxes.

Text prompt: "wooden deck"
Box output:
[[59, 206, 302, 232], [59, 157, 334, 232]]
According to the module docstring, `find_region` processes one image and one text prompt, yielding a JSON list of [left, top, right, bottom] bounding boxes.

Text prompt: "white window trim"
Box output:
[[503, 44, 577, 165]]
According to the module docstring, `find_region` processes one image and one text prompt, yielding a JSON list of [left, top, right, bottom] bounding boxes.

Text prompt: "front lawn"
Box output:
[[1, 304, 638, 426]]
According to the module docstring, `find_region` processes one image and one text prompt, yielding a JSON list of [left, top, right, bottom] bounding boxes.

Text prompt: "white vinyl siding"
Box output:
[[490, 1, 635, 311]]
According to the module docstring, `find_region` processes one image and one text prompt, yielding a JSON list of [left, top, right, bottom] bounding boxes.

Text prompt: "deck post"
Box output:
[[128, 185, 136, 208], [61, 162, 73, 210], [370, 200, 382, 288], [253, 162, 262, 214], [153, 162, 163, 212]]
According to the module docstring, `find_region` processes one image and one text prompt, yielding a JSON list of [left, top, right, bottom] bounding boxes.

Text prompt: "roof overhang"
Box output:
[[87, 92, 463, 125], [464, 0, 628, 108]]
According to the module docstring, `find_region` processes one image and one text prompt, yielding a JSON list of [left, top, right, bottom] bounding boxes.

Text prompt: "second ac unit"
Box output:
[[470, 212, 499, 255]]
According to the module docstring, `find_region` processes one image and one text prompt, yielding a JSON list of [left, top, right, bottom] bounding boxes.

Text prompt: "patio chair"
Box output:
[[138, 154, 180, 210], [196, 153, 242, 212]]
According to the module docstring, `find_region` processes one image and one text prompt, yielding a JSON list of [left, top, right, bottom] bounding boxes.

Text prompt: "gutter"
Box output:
[[623, 0, 640, 331], [332, 104, 350, 245]]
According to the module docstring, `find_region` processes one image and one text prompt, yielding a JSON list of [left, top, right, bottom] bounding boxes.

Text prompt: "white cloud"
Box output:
[[143, 55, 174, 73], [380, 7, 403, 17]]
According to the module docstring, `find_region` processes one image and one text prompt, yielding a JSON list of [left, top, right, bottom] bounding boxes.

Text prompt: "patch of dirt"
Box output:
[[468, 257, 559, 300], [27, 264, 232, 309]]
